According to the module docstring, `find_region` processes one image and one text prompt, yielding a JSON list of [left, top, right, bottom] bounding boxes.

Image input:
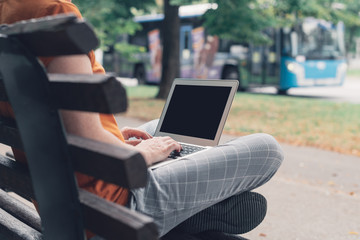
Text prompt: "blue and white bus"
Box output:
[[105, 4, 347, 94], [277, 18, 347, 94]]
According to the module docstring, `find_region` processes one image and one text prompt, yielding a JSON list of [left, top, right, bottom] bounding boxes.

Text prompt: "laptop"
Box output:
[[150, 78, 239, 169]]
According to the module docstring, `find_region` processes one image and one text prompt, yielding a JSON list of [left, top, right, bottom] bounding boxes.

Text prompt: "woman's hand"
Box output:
[[121, 127, 181, 166], [121, 127, 152, 146], [134, 136, 182, 166]]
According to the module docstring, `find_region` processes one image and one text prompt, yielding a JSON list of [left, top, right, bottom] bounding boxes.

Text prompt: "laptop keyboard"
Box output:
[[169, 143, 206, 159]]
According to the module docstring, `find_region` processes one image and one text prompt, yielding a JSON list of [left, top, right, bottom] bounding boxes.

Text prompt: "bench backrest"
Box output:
[[0, 14, 158, 240]]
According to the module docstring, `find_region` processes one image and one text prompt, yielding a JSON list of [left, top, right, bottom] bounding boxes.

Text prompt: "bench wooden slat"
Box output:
[[0, 157, 154, 239], [0, 15, 158, 240], [0, 189, 41, 232], [68, 135, 148, 188], [0, 117, 23, 149], [0, 14, 98, 56], [0, 208, 42, 240], [0, 35, 86, 239], [0, 129, 147, 189], [79, 189, 158, 240], [0, 156, 34, 201], [48, 74, 128, 113], [0, 74, 128, 113], [0, 76, 8, 101], [0, 158, 155, 240], [0, 14, 76, 35]]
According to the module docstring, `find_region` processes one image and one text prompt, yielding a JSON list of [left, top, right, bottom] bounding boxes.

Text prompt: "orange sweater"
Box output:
[[0, 0, 129, 207]]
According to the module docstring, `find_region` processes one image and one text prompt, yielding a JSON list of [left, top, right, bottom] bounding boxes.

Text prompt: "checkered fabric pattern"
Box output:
[[128, 120, 283, 236]]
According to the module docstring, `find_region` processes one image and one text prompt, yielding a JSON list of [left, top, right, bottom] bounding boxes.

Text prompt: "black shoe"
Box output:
[[174, 191, 267, 235], [161, 230, 248, 240], [160, 229, 202, 240], [195, 231, 249, 240]]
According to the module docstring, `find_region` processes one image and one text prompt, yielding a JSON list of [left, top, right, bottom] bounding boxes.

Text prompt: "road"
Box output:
[[241, 143, 360, 240], [118, 75, 360, 104], [249, 76, 360, 104]]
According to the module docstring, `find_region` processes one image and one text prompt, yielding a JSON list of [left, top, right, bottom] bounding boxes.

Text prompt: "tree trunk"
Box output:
[[156, 0, 180, 99], [113, 50, 120, 75], [347, 27, 356, 55]]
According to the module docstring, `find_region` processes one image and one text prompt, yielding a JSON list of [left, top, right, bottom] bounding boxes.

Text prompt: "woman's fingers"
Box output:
[[121, 127, 152, 140], [134, 136, 181, 166]]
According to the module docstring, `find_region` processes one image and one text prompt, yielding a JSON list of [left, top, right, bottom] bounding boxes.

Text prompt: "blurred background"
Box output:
[[72, 0, 360, 239], [71, 0, 360, 160], [73, 0, 360, 95]]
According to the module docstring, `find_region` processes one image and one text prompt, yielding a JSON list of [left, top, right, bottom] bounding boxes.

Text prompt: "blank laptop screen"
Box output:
[[159, 85, 232, 140]]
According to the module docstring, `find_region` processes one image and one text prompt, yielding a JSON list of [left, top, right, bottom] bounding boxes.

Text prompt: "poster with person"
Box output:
[[192, 27, 219, 79], [148, 29, 162, 81]]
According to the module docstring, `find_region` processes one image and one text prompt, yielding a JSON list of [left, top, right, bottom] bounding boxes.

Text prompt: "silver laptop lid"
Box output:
[[155, 78, 239, 146]]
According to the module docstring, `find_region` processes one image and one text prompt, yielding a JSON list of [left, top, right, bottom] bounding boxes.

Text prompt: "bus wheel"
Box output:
[[223, 66, 239, 79], [277, 89, 288, 95], [222, 66, 246, 91], [134, 64, 146, 85]]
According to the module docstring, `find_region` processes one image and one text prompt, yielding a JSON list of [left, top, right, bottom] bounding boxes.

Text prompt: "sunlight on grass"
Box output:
[[226, 93, 360, 156], [120, 85, 360, 157], [347, 69, 360, 77]]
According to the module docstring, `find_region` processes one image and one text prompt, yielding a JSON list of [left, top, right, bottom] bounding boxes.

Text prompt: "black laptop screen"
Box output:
[[159, 84, 232, 140]]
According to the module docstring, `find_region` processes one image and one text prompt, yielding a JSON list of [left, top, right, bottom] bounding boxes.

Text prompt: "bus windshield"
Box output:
[[296, 18, 345, 60]]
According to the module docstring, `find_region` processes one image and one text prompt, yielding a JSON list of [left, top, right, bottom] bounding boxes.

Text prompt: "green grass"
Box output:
[[347, 68, 360, 77], [125, 85, 158, 98], [119, 85, 360, 157]]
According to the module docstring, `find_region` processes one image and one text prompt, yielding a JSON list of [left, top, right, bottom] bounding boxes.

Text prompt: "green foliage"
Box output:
[[273, 0, 360, 52], [72, 0, 155, 51], [202, 0, 278, 45], [72, 0, 360, 55], [114, 42, 146, 61], [273, 0, 360, 25]]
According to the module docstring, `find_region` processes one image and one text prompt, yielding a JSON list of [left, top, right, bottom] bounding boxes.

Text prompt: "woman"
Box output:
[[0, 1, 284, 239]]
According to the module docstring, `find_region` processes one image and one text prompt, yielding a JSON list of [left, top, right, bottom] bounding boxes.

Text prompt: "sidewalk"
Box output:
[[1, 116, 358, 240], [115, 115, 360, 240]]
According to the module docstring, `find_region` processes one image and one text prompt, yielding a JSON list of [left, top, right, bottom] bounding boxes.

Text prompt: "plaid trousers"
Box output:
[[128, 120, 284, 236]]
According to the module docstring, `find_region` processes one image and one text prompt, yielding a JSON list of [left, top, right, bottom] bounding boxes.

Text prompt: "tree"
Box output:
[[202, 0, 360, 51], [72, 0, 155, 72], [330, 0, 360, 54], [202, 0, 278, 45], [156, 0, 181, 99], [156, 0, 199, 99], [272, 0, 360, 54]]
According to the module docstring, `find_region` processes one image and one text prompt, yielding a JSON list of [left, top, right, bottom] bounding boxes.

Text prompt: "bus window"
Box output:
[[281, 27, 292, 56], [180, 25, 193, 78], [183, 31, 190, 59], [265, 29, 280, 85], [180, 25, 193, 60]]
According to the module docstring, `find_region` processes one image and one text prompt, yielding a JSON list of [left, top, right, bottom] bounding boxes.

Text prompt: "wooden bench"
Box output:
[[0, 14, 158, 240]]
